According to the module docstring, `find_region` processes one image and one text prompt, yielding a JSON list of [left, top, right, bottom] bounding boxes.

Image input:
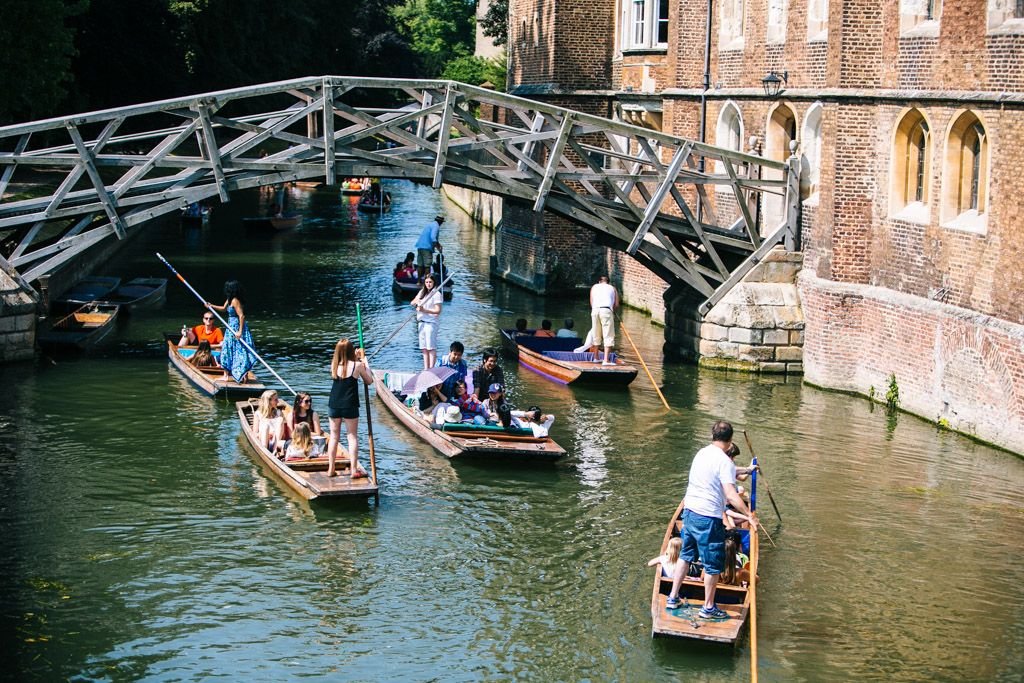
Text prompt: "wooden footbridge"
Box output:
[[0, 76, 799, 311]]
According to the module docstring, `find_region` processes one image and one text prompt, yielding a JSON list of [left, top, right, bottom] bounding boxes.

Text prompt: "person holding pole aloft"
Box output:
[[412, 273, 443, 369], [205, 280, 257, 383], [589, 275, 619, 365], [326, 339, 373, 479]]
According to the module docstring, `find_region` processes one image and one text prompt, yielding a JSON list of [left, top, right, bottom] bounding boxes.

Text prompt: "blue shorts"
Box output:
[[681, 509, 725, 575]]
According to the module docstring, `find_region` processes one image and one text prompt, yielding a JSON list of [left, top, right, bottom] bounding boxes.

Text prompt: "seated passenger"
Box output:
[[557, 318, 578, 338], [452, 380, 490, 424], [180, 311, 225, 346], [419, 384, 450, 415], [285, 422, 317, 461], [647, 537, 683, 578], [400, 252, 418, 280], [189, 340, 219, 368], [431, 256, 449, 282], [534, 319, 556, 337], [471, 350, 505, 401], [513, 318, 529, 338], [482, 382, 512, 428], [436, 341, 468, 398], [255, 389, 288, 455], [394, 261, 407, 278], [289, 392, 323, 437], [511, 405, 555, 437], [720, 530, 753, 586]]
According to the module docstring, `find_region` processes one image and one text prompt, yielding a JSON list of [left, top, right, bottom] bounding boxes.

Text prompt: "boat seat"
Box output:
[[543, 350, 617, 363], [510, 333, 581, 354]]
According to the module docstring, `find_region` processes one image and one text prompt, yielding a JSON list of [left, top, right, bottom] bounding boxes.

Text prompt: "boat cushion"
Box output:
[[433, 422, 534, 437], [543, 351, 618, 363]]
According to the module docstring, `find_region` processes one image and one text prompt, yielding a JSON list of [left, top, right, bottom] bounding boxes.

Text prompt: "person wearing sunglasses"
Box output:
[[179, 311, 225, 347]]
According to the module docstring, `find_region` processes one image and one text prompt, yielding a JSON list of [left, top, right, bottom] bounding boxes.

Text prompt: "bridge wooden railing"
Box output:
[[0, 76, 799, 307]]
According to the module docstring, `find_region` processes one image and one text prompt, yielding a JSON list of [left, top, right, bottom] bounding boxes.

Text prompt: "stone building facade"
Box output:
[[502, 0, 1024, 453]]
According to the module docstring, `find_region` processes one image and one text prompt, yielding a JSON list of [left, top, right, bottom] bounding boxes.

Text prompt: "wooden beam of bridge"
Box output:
[[0, 76, 799, 308]]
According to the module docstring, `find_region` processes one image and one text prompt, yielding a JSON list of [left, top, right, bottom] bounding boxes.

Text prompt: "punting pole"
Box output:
[[356, 303, 378, 491], [156, 252, 297, 396], [749, 455, 760, 682], [366, 269, 455, 363], [742, 430, 783, 522], [615, 313, 671, 411]]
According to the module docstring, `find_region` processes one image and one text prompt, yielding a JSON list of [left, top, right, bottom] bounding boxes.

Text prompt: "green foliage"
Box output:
[[868, 385, 876, 401], [392, 0, 476, 76], [0, 0, 84, 123], [479, 0, 509, 46], [936, 417, 951, 430], [441, 53, 507, 90], [885, 373, 900, 413]]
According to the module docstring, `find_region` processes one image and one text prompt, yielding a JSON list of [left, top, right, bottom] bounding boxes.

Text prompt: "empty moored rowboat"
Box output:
[[53, 276, 122, 310], [499, 329, 638, 386], [236, 400, 378, 501], [372, 369, 566, 460], [391, 277, 454, 301], [166, 338, 265, 398], [241, 214, 303, 231], [38, 304, 120, 352], [98, 277, 168, 311], [650, 499, 758, 644]]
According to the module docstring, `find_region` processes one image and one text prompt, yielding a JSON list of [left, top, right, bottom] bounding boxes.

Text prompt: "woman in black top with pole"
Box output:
[[326, 338, 373, 479]]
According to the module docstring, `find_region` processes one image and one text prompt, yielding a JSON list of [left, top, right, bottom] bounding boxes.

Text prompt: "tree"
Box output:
[[479, 0, 507, 47], [441, 53, 506, 90], [0, 0, 83, 123], [391, 0, 475, 76]]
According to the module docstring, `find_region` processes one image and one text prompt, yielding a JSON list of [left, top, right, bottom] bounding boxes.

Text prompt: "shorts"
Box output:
[[591, 308, 614, 346], [418, 319, 438, 350], [416, 248, 434, 268], [680, 509, 725, 575]]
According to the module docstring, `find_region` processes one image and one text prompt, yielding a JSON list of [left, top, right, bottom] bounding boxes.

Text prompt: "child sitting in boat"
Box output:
[[453, 380, 490, 425], [482, 383, 512, 429], [255, 389, 288, 455], [284, 423, 318, 461], [190, 340, 219, 368], [647, 537, 683, 578], [511, 406, 555, 437], [720, 530, 752, 586]]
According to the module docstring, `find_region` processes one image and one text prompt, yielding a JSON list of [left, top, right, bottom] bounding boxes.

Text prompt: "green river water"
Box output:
[[2, 181, 1023, 681]]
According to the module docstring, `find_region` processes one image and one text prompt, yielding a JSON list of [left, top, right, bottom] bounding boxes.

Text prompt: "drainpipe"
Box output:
[[697, 0, 713, 224]]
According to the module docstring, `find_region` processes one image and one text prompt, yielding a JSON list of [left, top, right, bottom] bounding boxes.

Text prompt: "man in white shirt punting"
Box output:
[[665, 420, 757, 620], [589, 275, 619, 365]]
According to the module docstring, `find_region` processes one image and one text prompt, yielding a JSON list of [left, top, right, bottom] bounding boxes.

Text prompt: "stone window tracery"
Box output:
[[767, 0, 788, 43], [889, 108, 931, 222], [988, 0, 1024, 33], [941, 111, 989, 233], [807, 0, 828, 41], [900, 0, 942, 36], [719, 0, 745, 50]]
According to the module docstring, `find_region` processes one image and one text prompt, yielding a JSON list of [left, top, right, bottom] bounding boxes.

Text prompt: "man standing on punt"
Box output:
[[666, 420, 757, 620], [415, 214, 445, 283], [589, 275, 618, 365]]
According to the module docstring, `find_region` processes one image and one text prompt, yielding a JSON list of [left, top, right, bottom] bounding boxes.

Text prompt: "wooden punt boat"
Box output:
[[98, 277, 167, 311], [650, 499, 757, 644], [499, 329, 638, 386], [235, 399, 378, 501], [357, 193, 391, 212], [242, 214, 303, 231], [166, 338, 265, 398], [38, 304, 119, 352], [54, 276, 121, 308], [391, 276, 454, 301], [372, 369, 566, 460]]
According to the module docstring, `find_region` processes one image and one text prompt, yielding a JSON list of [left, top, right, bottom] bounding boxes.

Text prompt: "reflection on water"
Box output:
[[1, 182, 1023, 681]]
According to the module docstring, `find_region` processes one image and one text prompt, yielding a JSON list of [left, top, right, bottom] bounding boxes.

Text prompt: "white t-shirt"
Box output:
[[683, 444, 737, 518], [511, 411, 554, 437], [590, 282, 616, 310]]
